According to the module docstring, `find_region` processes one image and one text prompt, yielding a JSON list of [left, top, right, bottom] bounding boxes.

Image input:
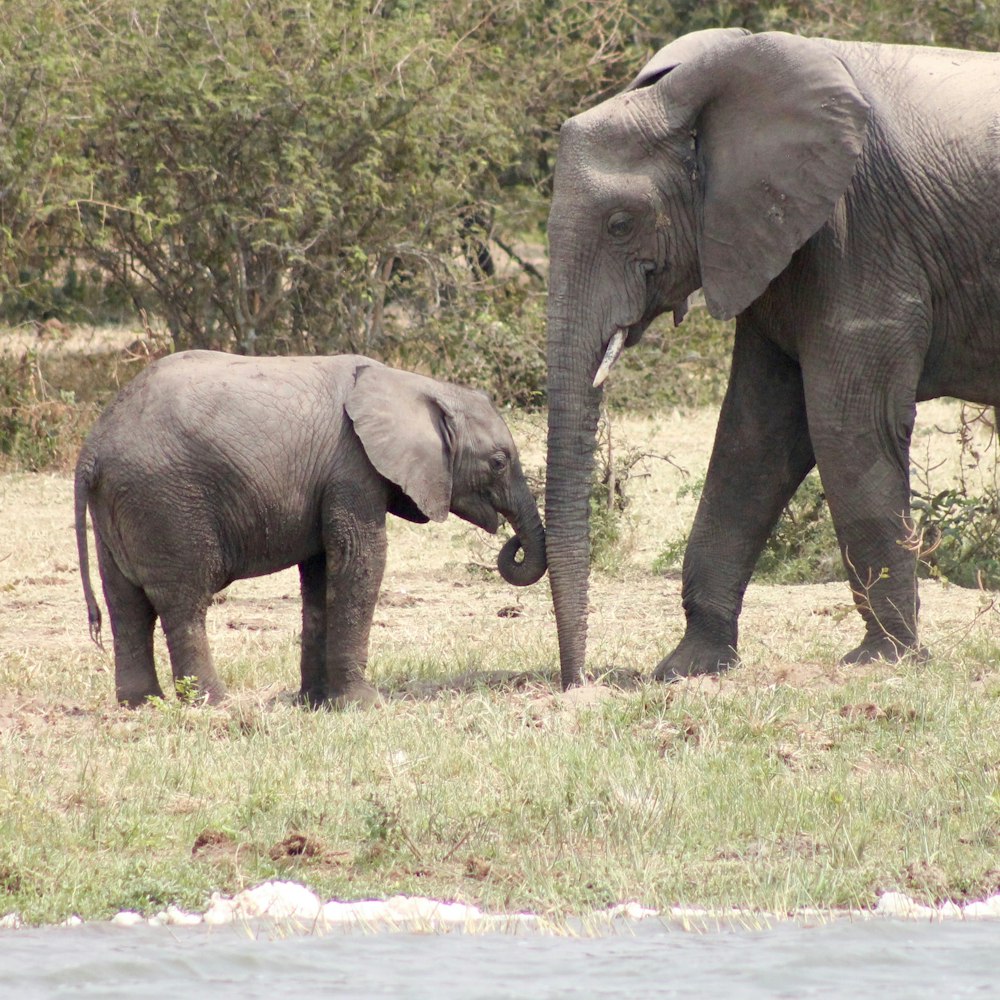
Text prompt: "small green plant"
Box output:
[[358, 794, 422, 866], [173, 676, 202, 705]]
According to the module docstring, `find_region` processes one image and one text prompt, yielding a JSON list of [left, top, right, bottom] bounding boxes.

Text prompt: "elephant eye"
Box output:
[[606, 211, 635, 239], [488, 452, 509, 474]]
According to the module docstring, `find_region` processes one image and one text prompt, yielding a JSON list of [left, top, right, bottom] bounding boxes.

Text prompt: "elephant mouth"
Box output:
[[592, 328, 627, 387], [462, 501, 500, 535], [592, 299, 689, 388], [592, 320, 649, 387]]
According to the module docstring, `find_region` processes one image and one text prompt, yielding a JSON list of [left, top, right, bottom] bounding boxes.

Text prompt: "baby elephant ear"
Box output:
[[346, 365, 455, 522]]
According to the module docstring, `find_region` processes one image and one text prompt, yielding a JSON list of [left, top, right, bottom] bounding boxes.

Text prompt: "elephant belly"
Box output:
[[918, 310, 1000, 408], [221, 514, 324, 584], [916, 371, 1000, 409]]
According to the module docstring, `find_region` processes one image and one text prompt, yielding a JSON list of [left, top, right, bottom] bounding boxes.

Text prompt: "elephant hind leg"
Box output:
[[97, 539, 162, 707], [158, 601, 226, 704], [803, 338, 926, 665]]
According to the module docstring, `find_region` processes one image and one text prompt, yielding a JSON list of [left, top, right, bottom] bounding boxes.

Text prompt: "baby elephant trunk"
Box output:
[[497, 478, 547, 587]]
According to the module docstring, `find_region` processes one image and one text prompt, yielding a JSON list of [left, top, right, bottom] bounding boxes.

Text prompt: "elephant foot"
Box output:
[[295, 687, 328, 709], [330, 681, 380, 709], [198, 680, 228, 705], [840, 635, 929, 666], [653, 636, 739, 682], [171, 675, 227, 706], [307, 678, 380, 710], [116, 685, 166, 709]]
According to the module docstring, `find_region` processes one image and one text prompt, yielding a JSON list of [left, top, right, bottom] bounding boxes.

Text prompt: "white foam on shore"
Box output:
[[3, 883, 999, 932]]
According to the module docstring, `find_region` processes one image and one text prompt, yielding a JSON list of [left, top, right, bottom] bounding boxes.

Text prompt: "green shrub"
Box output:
[[656, 464, 1000, 592], [910, 405, 1000, 591], [912, 487, 1000, 590], [588, 412, 653, 572], [388, 283, 547, 410], [0, 351, 92, 471]]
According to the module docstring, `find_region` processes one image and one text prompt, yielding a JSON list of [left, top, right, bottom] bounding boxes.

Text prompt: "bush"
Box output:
[[64, 0, 640, 357], [909, 405, 1000, 591], [387, 283, 548, 410], [912, 486, 1000, 590], [0, 3, 90, 322], [0, 352, 94, 471], [588, 411, 654, 572], [2, 0, 998, 421], [606, 306, 735, 414], [754, 474, 843, 584]]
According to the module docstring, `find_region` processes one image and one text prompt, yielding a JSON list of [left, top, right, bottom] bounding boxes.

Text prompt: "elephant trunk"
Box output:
[[497, 475, 547, 587], [545, 307, 603, 690]]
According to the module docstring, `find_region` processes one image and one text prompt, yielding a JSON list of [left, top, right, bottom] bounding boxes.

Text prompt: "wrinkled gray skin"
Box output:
[[546, 28, 1000, 688], [75, 351, 546, 707]]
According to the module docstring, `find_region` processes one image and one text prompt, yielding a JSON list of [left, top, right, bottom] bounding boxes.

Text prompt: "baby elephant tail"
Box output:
[[74, 456, 103, 649]]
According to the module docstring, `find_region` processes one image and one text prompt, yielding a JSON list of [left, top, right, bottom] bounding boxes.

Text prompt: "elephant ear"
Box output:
[[625, 27, 751, 91], [644, 31, 870, 320], [346, 365, 455, 522]]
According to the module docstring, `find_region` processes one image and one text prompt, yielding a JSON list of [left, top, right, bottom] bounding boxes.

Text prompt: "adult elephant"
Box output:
[[545, 28, 1000, 688]]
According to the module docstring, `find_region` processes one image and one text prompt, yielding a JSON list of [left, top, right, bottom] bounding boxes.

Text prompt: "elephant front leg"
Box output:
[[322, 517, 388, 708], [656, 322, 815, 680], [297, 552, 328, 707]]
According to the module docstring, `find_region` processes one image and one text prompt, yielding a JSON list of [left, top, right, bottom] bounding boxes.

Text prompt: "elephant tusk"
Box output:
[[592, 329, 626, 388]]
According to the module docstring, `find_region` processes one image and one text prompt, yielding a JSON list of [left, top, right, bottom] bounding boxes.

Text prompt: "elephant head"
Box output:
[[545, 29, 869, 687], [347, 365, 546, 587]]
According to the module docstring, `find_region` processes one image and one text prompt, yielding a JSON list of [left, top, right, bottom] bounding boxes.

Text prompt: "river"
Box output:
[[3, 914, 999, 999]]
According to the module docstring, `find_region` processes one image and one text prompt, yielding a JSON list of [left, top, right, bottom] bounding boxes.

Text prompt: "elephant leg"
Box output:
[[322, 518, 388, 708], [804, 368, 923, 663], [158, 601, 226, 704], [297, 552, 327, 707], [656, 321, 815, 679], [97, 539, 163, 707]]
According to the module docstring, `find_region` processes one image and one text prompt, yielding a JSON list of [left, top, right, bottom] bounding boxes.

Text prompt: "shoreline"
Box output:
[[3, 882, 1000, 934]]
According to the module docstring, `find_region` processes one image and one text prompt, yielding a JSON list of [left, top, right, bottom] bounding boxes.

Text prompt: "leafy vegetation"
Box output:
[[0, 351, 94, 471], [754, 474, 844, 585], [3, 0, 995, 397], [912, 406, 1000, 591], [655, 430, 1000, 592], [912, 487, 1000, 590]]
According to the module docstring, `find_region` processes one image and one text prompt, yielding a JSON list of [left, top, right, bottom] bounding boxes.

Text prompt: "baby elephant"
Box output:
[[75, 351, 546, 707]]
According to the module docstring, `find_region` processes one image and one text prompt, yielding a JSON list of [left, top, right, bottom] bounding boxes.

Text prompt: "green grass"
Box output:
[[1, 636, 998, 925]]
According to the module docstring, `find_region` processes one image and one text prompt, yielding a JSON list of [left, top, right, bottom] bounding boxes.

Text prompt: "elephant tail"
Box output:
[[74, 454, 103, 649]]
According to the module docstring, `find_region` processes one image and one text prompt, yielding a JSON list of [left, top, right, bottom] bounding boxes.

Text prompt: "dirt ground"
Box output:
[[3, 325, 999, 701]]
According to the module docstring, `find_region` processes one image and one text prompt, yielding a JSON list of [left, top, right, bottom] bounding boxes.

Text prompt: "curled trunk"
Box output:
[[496, 477, 547, 587]]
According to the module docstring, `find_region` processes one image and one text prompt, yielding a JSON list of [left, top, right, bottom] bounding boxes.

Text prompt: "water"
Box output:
[[3, 917, 999, 999]]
